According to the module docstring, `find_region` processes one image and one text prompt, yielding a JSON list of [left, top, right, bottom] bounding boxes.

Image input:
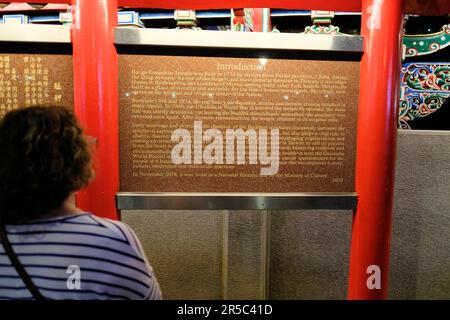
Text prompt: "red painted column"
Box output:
[[348, 0, 404, 299], [71, 0, 119, 220]]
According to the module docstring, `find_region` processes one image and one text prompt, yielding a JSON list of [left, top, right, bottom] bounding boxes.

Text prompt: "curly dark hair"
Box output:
[[0, 106, 93, 224]]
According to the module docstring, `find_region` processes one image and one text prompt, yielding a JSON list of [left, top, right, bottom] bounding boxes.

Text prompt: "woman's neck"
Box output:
[[40, 194, 85, 220]]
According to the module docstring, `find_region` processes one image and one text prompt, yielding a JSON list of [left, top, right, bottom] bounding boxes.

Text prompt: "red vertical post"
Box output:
[[348, 0, 404, 299], [71, 0, 119, 220]]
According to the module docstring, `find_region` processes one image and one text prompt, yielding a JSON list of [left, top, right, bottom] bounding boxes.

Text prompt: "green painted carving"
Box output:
[[403, 63, 450, 92], [302, 11, 351, 35], [404, 24, 450, 57], [174, 10, 201, 30], [399, 63, 450, 129], [399, 92, 450, 129], [303, 25, 343, 35]]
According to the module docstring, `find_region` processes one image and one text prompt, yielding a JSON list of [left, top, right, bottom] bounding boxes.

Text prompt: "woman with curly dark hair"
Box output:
[[0, 106, 161, 300]]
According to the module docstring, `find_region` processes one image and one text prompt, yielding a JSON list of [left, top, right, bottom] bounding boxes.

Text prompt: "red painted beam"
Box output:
[[117, 0, 362, 11], [6, 0, 71, 4], [16, 0, 450, 14], [71, 0, 119, 220], [348, 0, 404, 300], [18, 0, 361, 11]]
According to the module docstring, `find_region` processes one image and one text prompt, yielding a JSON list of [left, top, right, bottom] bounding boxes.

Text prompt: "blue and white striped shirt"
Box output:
[[0, 213, 162, 300]]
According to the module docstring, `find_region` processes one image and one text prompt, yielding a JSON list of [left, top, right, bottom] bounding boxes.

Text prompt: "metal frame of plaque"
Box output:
[[0, 24, 71, 44], [115, 28, 362, 211], [117, 192, 358, 210], [115, 28, 363, 53]]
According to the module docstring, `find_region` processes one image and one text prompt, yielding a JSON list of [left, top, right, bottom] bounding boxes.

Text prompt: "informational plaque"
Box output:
[[119, 55, 359, 192], [0, 53, 73, 118]]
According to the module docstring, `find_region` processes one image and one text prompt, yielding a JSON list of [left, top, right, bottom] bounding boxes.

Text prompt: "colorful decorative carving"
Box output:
[[174, 10, 200, 30], [303, 25, 343, 35], [403, 63, 450, 91], [231, 8, 272, 32], [399, 92, 450, 128], [231, 8, 252, 31], [400, 63, 450, 129], [311, 10, 334, 25], [303, 10, 345, 35], [403, 24, 450, 58]]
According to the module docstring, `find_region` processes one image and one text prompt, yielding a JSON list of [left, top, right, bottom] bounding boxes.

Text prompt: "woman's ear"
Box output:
[[90, 168, 96, 182]]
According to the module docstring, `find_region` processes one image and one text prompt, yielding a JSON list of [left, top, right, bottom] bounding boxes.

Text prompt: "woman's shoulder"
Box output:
[[70, 214, 144, 253], [82, 214, 135, 240], [8, 213, 140, 250]]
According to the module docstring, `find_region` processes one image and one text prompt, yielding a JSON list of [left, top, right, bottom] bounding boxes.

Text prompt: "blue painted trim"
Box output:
[[270, 10, 310, 17], [196, 10, 230, 18], [139, 12, 174, 20], [30, 16, 60, 23]]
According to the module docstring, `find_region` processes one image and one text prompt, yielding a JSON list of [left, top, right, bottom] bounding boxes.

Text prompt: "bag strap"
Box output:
[[0, 223, 45, 300]]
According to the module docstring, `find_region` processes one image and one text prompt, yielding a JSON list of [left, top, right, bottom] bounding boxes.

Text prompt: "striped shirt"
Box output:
[[0, 213, 162, 300]]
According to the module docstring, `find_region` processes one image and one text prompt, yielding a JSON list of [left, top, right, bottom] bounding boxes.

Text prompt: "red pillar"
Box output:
[[348, 0, 404, 299], [71, 0, 119, 220]]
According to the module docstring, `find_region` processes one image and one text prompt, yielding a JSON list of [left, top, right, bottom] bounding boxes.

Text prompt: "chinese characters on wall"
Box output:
[[0, 54, 73, 118]]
